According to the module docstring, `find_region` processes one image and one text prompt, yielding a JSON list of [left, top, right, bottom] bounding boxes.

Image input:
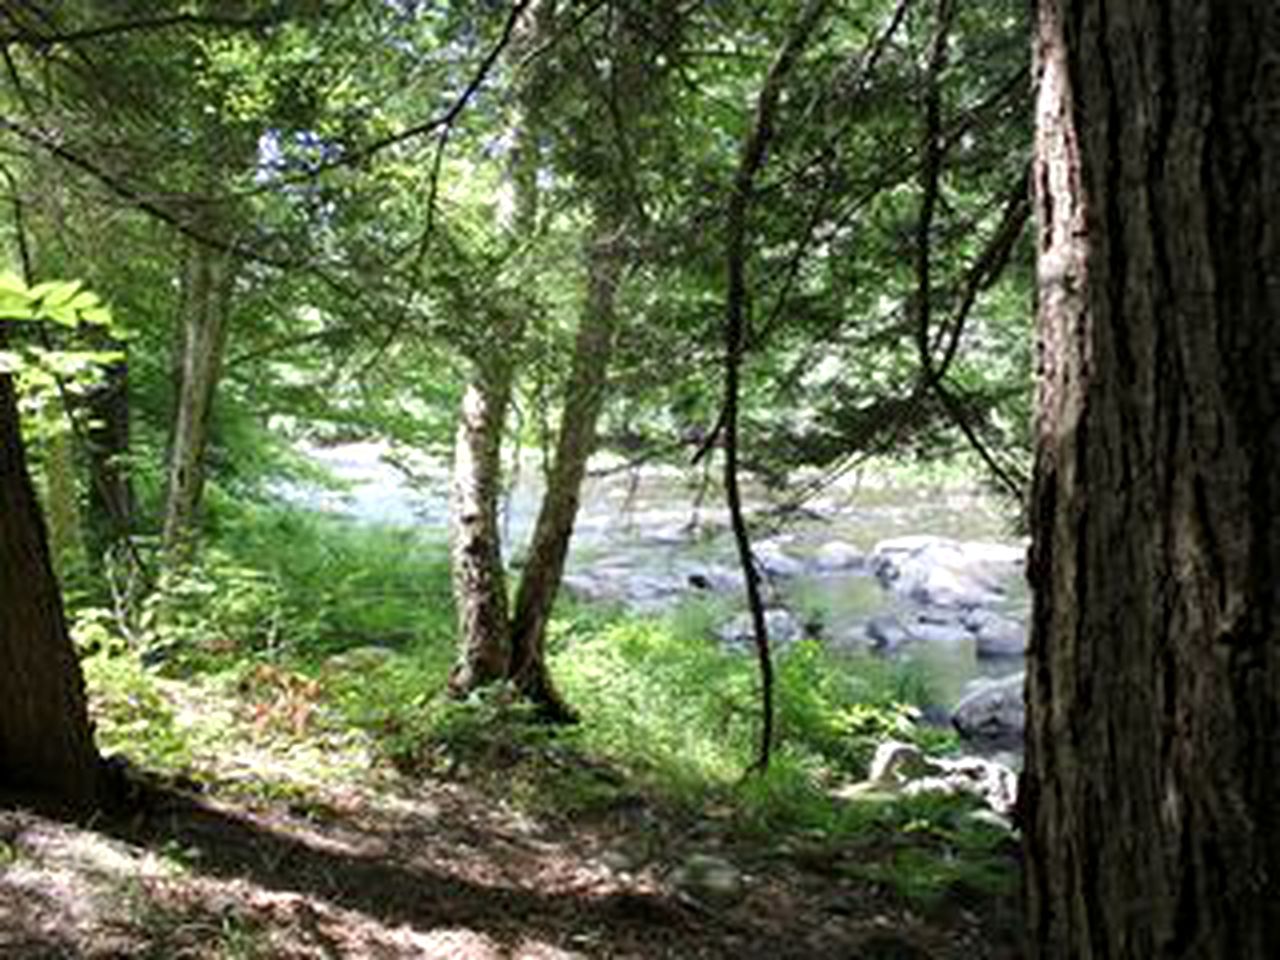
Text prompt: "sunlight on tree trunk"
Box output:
[[448, 361, 518, 694], [162, 236, 237, 566], [42, 422, 83, 580], [447, 0, 548, 699]]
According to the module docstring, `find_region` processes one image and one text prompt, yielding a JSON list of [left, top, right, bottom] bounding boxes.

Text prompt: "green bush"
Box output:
[[549, 599, 956, 821]]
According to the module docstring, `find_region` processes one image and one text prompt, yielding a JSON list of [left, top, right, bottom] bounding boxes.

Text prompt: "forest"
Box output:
[[0, 2, 1276, 958]]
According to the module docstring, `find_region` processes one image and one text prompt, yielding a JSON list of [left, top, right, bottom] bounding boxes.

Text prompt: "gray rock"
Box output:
[[646, 522, 691, 545], [867, 740, 929, 785], [965, 610, 1027, 658], [670, 853, 744, 903], [901, 754, 1019, 816], [562, 571, 683, 610], [678, 562, 743, 594], [717, 609, 803, 648], [865, 615, 910, 652], [904, 620, 971, 644], [952, 672, 1025, 744], [811, 540, 865, 572], [754, 541, 805, 579], [842, 741, 1019, 816], [870, 535, 1025, 608]]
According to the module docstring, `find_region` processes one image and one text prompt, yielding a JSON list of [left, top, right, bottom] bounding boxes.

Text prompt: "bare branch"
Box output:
[[0, 10, 293, 47]]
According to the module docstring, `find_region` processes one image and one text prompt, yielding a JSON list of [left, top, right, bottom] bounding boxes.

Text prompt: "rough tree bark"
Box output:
[[161, 236, 237, 565], [1024, 1, 1279, 956], [0, 370, 102, 811]]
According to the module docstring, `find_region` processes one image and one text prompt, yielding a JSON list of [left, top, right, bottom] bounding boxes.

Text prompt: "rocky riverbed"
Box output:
[[288, 444, 1030, 752]]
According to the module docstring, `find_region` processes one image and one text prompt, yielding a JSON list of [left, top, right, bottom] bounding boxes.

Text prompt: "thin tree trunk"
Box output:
[[84, 351, 133, 566], [447, 0, 549, 698], [1025, 1, 1280, 955], [509, 216, 625, 719], [448, 358, 518, 694], [161, 237, 236, 565], [720, 0, 829, 773], [42, 422, 82, 579], [0, 370, 102, 812]]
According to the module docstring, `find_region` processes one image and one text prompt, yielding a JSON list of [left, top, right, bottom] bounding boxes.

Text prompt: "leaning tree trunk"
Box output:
[[1024, 2, 1280, 956], [161, 237, 236, 566], [509, 216, 625, 719], [0, 371, 102, 811]]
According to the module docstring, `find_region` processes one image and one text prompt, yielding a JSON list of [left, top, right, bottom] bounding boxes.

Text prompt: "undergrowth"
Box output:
[[71, 500, 1015, 909]]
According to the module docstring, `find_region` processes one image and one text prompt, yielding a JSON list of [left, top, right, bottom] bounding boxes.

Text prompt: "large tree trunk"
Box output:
[[508, 216, 625, 718], [161, 238, 236, 565], [0, 372, 102, 811], [1024, 2, 1280, 956]]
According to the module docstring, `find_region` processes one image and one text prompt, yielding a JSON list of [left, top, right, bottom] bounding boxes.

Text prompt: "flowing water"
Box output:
[[286, 442, 1027, 712]]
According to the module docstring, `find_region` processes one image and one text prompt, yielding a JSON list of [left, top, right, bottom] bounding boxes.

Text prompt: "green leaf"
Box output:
[[67, 290, 103, 312], [31, 280, 83, 309], [0, 292, 34, 320], [81, 306, 115, 327]]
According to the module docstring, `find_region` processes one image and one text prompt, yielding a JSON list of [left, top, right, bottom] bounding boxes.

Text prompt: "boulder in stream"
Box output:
[[963, 609, 1027, 658], [811, 539, 865, 572], [870, 535, 1024, 608], [865, 611, 969, 650], [562, 571, 682, 609], [754, 539, 805, 579], [865, 615, 910, 652]]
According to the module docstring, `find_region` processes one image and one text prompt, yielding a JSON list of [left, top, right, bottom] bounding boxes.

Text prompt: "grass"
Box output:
[[71, 499, 1017, 910]]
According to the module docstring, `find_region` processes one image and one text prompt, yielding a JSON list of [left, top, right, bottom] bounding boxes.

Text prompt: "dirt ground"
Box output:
[[0, 761, 1023, 960]]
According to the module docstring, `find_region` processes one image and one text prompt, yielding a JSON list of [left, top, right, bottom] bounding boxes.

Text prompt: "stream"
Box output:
[[288, 442, 1028, 743]]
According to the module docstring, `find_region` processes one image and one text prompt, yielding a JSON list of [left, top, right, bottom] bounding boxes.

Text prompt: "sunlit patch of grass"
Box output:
[[82, 652, 201, 775]]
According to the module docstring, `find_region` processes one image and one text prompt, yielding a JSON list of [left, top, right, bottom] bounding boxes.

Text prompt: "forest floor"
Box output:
[[0, 749, 1023, 959], [2, 612, 1025, 959]]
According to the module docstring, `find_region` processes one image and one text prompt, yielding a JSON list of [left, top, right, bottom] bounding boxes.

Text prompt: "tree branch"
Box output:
[[721, 0, 830, 775], [0, 9, 293, 47]]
